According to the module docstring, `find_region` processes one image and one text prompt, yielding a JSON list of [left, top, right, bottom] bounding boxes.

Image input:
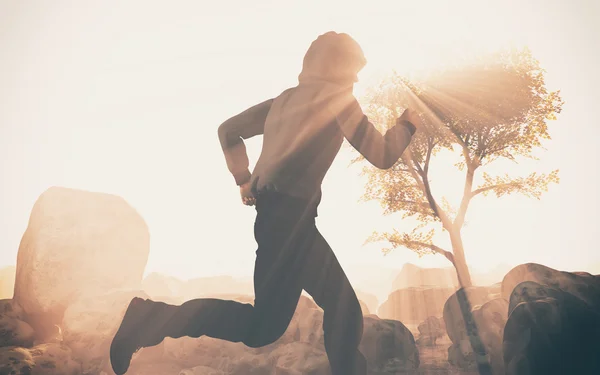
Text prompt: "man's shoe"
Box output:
[[109, 297, 151, 375]]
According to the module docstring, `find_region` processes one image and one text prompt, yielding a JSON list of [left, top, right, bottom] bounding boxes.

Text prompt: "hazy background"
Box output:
[[1, 0, 599, 301]]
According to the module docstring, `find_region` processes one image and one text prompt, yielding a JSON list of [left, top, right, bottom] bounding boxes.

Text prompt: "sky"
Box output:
[[1, 0, 599, 300]]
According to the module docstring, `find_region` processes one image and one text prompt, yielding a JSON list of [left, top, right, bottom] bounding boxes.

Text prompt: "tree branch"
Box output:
[[407, 241, 455, 265], [407, 153, 453, 231], [471, 183, 512, 197], [454, 166, 476, 229], [424, 138, 435, 175]]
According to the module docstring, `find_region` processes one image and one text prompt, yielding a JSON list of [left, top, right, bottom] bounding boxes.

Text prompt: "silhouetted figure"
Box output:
[[110, 31, 420, 375]]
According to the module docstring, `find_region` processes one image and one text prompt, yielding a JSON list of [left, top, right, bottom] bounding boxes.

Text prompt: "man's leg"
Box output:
[[166, 193, 316, 347], [302, 229, 367, 375], [110, 193, 310, 374]]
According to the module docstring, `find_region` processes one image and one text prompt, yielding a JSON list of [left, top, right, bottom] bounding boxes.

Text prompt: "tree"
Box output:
[[357, 48, 564, 287]]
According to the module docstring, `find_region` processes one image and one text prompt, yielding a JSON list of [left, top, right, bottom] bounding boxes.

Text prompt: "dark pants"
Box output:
[[151, 192, 366, 375]]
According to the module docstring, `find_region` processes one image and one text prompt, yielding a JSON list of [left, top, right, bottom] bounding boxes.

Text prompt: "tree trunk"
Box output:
[[449, 227, 493, 374], [449, 228, 473, 288]]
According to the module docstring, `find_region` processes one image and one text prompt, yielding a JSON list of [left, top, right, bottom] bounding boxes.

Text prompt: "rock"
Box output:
[[503, 281, 600, 375], [443, 288, 502, 373], [0, 343, 81, 375], [442, 287, 492, 344], [501, 263, 600, 309], [285, 298, 325, 348], [127, 362, 186, 375], [507, 281, 565, 315], [0, 266, 16, 299], [267, 342, 330, 375], [0, 299, 35, 348], [417, 316, 444, 338], [0, 346, 35, 375], [0, 312, 35, 348], [142, 273, 185, 300], [13, 187, 150, 340], [179, 366, 226, 375], [471, 298, 509, 374], [0, 299, 25, 320], [379, 287, 456, 323], [392, 263, 459, 290], [472, 264, 513, 287], [416, 316, 444, 346], [62, 289, 150, 374], [359, 300, 370, 316], [160, 295, 419, 374], [360, 315, 420, 373], [355, 290, 378, 316]]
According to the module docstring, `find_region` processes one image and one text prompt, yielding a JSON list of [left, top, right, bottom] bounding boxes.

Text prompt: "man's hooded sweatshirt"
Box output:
[[218, 32, 416, 207]]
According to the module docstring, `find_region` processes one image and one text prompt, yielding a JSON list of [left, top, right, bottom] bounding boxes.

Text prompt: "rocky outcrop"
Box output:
[[0, 343, 81, 375], [152, 295, 419, 375], [392, 263, 458, 290], [179, 365, 227, 375], [359, 300, 371, 315], [443, 288, 506, 374], [443, 287, 493, 344], [415, 316, 444, 346], [0, 299, 35, 348], [503, 281, 600, 375], [379, 287, 456, 323], [501, 263, 600, 309], [356, 290, 378, 316], [13, 187, 150, 340], [360, 315, 420, 374]]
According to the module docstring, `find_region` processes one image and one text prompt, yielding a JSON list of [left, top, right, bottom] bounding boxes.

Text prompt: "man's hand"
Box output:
[[240, 182, 256, 206], [397, 108, 422, 131]]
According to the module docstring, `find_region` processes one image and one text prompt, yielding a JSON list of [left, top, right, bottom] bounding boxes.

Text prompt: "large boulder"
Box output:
[[503, 281, 600, 375], [443, 287, 492, 344], [0, 266, 16, 299], [501, 263, 600, 309], [443, 287, 501, 372], [61, 289, 151, 374], [0, 343, 81, 375], [392, 263, 459, 290], [0, 311, 35, 348], [469, 298, 509, 374], [0, 298, 25, 320], [415, 316, 445, 346], [360, 315, 420, 374], [13, 187, 150, 340], [379, 287, 456, 324]]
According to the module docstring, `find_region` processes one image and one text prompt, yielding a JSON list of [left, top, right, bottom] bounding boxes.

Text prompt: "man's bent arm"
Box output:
[[218, 99, 274, 185], [334, 96, 416, 169]]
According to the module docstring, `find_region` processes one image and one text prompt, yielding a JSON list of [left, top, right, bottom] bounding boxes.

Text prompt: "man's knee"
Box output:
[[243, 325, 287, 348]]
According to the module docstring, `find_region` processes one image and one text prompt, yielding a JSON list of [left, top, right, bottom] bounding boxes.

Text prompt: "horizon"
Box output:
[[1, 0, 600, 304]]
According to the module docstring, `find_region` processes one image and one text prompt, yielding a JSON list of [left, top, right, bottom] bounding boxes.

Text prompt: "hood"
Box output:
[[298, 31, 367, 86]]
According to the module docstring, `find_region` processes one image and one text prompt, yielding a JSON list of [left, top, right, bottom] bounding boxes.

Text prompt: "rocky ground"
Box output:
[[2, 187, 600, 375]]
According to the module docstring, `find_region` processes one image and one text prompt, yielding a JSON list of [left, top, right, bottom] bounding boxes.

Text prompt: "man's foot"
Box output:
[[110, 297, 152, 375]]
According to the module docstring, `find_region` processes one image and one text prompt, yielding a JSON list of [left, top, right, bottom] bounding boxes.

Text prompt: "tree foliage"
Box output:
[[358, 48, 564, 259]]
